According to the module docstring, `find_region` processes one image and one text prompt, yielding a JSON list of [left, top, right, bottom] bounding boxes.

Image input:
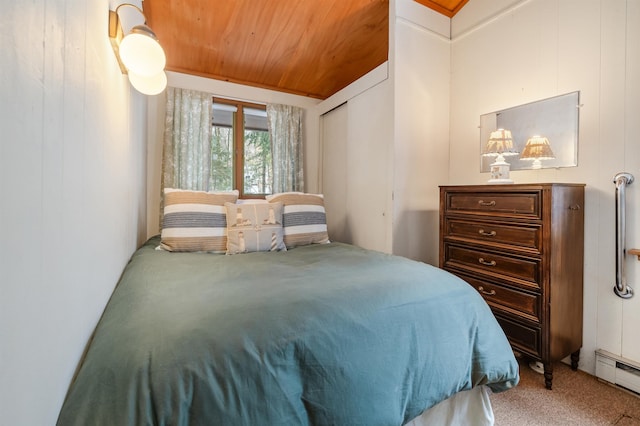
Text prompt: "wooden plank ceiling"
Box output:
[[144, 0, 469, 99]]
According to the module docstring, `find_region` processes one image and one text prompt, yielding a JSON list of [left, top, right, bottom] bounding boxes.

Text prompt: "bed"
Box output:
[[57, 191, 518, 425]]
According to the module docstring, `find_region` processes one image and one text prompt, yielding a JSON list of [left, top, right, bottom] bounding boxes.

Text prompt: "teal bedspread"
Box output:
[[57, 237, 518, 426]]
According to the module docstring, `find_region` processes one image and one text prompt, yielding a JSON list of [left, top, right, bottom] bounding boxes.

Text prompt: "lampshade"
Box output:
[[482, 128, 519, 157], [520, 136, 555, 169], [128, 70, 167, 95], [119, 25, 166, 77]]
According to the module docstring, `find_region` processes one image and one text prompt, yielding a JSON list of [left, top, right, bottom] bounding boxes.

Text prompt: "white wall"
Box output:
[[392, 1, 451, 264], [316, 0, 451, 262], [146, 72, 321, 237], [0, 1, 148, 424], [450, 0, 640, 374]]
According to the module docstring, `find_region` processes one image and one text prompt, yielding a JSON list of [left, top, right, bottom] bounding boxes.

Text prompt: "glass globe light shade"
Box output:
[[128, 70, 167, 95], [119, 25, 166, 77]]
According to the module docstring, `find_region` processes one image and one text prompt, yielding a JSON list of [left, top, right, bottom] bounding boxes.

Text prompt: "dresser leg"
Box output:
[[570, 349, 580, 371], [544, 363, 553, 390]]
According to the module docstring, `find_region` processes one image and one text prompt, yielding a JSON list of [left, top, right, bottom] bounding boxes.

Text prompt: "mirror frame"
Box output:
[[480, 91, 580, 172]]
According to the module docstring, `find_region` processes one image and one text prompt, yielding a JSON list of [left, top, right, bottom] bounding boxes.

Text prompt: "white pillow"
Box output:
[[160, 188, 239, 253], [265, 192, 330, 248], [225, 202, 286, 254]]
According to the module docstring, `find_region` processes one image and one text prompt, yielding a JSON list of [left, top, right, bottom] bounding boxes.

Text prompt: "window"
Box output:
[[211, 98, 272, 198]]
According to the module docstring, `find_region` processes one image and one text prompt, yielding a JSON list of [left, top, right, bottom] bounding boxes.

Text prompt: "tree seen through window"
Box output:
[[211, 100, 272, 197]]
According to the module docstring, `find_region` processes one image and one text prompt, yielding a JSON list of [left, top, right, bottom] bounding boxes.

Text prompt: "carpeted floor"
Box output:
[[490, 357, 640, 425]]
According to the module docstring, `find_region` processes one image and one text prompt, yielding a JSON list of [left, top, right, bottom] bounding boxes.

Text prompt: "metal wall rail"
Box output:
[[613, 172, 634, 299]]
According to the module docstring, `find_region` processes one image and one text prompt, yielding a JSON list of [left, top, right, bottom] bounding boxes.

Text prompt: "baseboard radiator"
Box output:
[[595, 349, 640, 395]]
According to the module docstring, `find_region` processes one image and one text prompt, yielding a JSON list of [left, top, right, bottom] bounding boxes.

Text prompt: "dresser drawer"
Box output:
[[444, 191, 541, 219], [443, 243, 541, 291], [494, 314, 542, 359], [456, 272, 541, 323], [443, 218, 542, 254]]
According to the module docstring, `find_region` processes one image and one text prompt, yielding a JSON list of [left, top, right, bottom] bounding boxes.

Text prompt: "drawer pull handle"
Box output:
[[478, 286, 497, 296], [478, 229, 497, 237], [478, 257, 497, 266], [478, 200, 496, 207]]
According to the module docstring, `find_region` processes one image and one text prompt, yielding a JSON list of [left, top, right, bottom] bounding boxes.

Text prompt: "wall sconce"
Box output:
[[520, 136, 555, 169], [482, 128, 519, 184], [109, 3, 167, 95]]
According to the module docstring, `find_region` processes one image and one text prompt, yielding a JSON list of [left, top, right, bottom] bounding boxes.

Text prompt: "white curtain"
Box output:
[[162, 87, 213, 191], [266, 103, 304, 193]]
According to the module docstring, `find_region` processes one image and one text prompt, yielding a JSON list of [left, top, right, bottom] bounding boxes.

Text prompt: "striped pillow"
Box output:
[[225, 202, 286, 254], [265, 192, 330, 248], [160, 188, 239, 253]]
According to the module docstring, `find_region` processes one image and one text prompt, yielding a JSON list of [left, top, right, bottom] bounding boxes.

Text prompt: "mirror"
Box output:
[[480, 91, 580, 172]]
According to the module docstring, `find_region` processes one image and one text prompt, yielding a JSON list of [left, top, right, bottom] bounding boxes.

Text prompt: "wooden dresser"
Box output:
[[439, 183, 585, 389]]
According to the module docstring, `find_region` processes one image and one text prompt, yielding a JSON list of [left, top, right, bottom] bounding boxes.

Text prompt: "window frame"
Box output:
[[212, 97, 271, 199]]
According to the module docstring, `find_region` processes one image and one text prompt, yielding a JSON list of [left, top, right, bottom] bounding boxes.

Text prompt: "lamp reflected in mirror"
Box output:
[[479, 91, 580, 172], [482, 128, 519, 184], [520, 136, 555, 169]]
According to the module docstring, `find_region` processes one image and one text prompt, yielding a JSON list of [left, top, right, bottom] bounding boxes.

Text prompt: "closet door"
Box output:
[[321, 88, 392, 253], [321, 103, 349, 244]]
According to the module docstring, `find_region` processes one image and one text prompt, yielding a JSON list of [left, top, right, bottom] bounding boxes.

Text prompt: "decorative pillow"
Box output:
[[225, 202, 286, 254], [160, 188, 239, 253], [265, 192, 330, 248]]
